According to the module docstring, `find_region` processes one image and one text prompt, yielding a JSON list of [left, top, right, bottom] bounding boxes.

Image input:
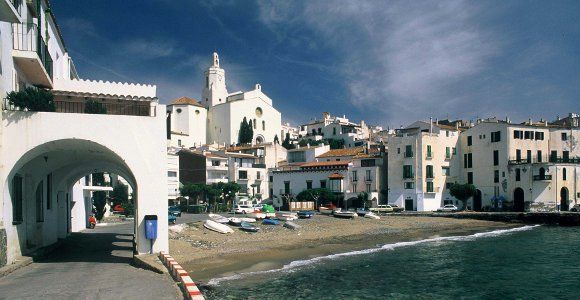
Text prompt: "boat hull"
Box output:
[[204, 220, 233, 234]]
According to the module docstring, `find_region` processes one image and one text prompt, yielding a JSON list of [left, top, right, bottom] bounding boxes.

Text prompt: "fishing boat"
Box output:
[[364, 212, 380, 220], [333, 210, 358, 219], [248, 212, 266, 219], [297, 211, 314, 219], [239, 217, 256, 223], [283, 221, 301, 230], [276, 212, 298, 221], [228, 217, 242, 226], [208, 213, 229, 224], [262, 218, 280, 225], [204, 220, 233, 234], [240, 221, 260, 232]]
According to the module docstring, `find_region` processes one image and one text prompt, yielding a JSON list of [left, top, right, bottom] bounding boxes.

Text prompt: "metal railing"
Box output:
[[12, 23, 53, 80], [54, 101, 154, 116], [404, 151, 414, 158], [533, 175, 552, 181], [365, 176, 373, 182], [508, 156, 580, 165]]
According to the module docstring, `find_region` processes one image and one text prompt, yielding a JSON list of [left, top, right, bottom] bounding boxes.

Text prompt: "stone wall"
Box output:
[[0, 227, 7, 268]]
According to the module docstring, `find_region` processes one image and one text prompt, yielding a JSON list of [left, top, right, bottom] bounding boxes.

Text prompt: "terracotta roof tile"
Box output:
[[170, 96, 205, 108], [328, 173, 345, 179], [316, 147, 365, 158], [300, 160, 351, 167]]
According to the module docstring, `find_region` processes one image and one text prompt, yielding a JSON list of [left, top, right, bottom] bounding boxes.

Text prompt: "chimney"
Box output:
[[429, 117, 433, 135]]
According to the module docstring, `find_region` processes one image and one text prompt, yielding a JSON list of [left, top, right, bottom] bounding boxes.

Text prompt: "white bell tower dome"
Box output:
[[202, 52, 228, 108]]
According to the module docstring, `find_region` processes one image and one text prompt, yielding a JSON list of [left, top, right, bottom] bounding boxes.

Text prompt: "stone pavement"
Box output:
[[0, 223, 181, 300]]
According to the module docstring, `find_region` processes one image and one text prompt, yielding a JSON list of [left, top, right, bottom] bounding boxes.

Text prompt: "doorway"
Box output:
[[473, 189, 482, 211], [513, 188, 525, 212], [560, 187, 569, 211]]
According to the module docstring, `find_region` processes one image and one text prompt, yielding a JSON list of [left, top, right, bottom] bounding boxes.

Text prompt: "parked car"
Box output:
[[369, 205, 394, 213], [437, 204, 459, 212], [168, 212, 177, 224], [570, 204, 580, 212], [168, 206, 182, 217], [234, 204, 254, 214], [113, 204, 124, 213], [389, 204, 405, 212]]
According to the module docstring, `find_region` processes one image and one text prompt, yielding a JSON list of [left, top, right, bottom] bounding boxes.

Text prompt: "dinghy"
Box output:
[[319, 207, 333, 215], [262, 218, 280, 225], [228, 217, 242, 226], [239, 217, 256, 223], [204, 220, 233, 234], [283, 221, 301, 230], [276, 212, 298, 221], [297, 211, 314, 219], [333, 210, 358, 219], [364, 212, 380, 220], [240, 221, 260, 232], [208, 213, 229, 224]]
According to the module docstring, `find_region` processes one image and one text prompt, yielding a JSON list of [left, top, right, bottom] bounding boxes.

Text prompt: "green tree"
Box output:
[[111, 183, 129, 204], [180, 183, 206, 205], [6, 87, 55, 112], [91, 172, 107, 220], [296, 188, 336, 207], [84, 100, 107, 114], [449, 183, 476, 210], [282, 132, 294, 149], [238, 117, 253, 144]]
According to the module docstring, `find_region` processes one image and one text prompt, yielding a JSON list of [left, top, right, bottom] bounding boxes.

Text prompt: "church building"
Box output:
[[168, 53, 282, 148]]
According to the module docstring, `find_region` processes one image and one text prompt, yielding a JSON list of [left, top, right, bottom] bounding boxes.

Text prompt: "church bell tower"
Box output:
[[202, 52, 228, 108]]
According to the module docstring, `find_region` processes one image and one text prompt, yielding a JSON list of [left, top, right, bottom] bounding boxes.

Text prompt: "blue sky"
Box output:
[[52, 0, 580, 128]]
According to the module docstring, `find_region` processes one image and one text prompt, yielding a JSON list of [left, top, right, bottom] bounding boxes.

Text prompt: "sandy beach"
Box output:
[[169, 214, 519, 283]]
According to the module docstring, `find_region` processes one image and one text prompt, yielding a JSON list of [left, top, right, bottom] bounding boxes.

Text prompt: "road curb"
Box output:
[[0, 256, 33, 278], [159, 251, 205, 300]]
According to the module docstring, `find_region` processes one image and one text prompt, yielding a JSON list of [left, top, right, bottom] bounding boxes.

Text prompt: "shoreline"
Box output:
[[169, 216, 520, 284]]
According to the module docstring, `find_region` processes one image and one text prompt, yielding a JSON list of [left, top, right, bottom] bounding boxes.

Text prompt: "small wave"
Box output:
[[207, 225, 540, 286]]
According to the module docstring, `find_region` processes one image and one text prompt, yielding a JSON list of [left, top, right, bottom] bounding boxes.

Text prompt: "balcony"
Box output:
[[508, 156, 580, 165], [533, 175, 552, 181], [252, 163, 267, 168], [365, 177, 373, 182], [12, 23, 53, 88], [404, 151, 414, 158], [54, 100, 155, 116], [0, 0, 22, 22]]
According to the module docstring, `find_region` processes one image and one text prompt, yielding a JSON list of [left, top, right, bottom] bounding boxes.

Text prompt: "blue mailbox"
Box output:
[[144, 215, 158, 240]]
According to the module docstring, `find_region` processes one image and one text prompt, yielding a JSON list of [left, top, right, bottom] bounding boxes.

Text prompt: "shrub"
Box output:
[[6, 87, 55, 112]]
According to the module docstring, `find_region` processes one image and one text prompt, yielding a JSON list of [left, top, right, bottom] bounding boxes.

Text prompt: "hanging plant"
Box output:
[[6, 87, 55, 112]]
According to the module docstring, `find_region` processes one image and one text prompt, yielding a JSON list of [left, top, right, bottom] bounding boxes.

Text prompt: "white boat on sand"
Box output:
[[364, 212, 380, 220], [239, 217, 256, 223], [208, 213, 229, 223], [204, 220, 233, 234], [333, 210, 358, 219]]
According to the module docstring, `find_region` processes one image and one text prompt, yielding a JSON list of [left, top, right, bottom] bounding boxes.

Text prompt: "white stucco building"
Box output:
[[0, 0, 168, 268], [299, 112, 371, 148]]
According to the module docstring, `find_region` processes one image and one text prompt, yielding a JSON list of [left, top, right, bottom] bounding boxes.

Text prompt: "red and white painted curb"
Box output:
[[159, 251, 205, 300]]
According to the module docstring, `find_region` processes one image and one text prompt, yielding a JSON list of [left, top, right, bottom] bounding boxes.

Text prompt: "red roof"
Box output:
[[300, 160, 351, 167], [328, 173, 344, 179], [170, 97, 205, 108]]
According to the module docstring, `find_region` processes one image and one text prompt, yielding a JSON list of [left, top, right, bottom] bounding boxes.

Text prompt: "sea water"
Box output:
[[203, 226, 580, 299]]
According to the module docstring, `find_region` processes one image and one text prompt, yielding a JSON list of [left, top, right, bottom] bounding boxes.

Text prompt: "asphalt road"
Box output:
[[0, 223, 181, 300]]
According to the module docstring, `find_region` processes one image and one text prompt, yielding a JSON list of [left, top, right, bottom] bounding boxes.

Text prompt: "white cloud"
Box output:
[[121, 38, 178, 59], [257, 0, 500, 124]]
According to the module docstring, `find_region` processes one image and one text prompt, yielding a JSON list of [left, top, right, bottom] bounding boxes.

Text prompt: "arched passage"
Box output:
[[513, 187, 525, 212], [560, 187, 569, 211], [2, 138, 163, 263]]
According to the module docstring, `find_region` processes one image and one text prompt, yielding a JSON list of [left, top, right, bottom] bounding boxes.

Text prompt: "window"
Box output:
[[468, 153, 473, 168], [205, 76, 209, 88], [527, 150, 532, 163], [550, 150, 557, 162], [46, 173, 52, 210], [284, 181, 290, 194], [403, 165, 414, 179], [515, 168, 521, 181], [514, 130, 523, 139], [320, 180, 326, 189], [352, 184, 357, 193], [491, 131, 501, 142], [426, 145, 432, 158], [445, 182, 453, 190], [318, 128, 322, 134], [167, 171, 177, 177], [255, 107, 263, 117], [446, 130, 450, 137], [516, 149, 522, 161], [366, 184, 371, 193], [36, 181, 44, 222], [262, 121, 265, 131], [404, 182, 415, 189], [563, 151, 570, 162], [426, 182, 434, 193], [268, 176, 273, 183], [494, 170, 499, 183], [426, 165, 434, 179], [178, 139, 182, 147], [352, 171, 358, 181], [333, 127, 337, 135], [493, 150, 499, 166], [464, 154, 468, 168], [524, 131, 533, 140], [397, 148, 400, 154], [467, 136, 472, 146], [212, 160, 220, 166], [452, 147, 457, 155], [361, 159, 376, 167], [467, 172, 473, 184], [306, 180, 313, 189], [445, 147, 451, 159], [12, 175, 23, 224], [405, 145, 413, 157], [256, 172, 261, 180], [442, 167, 450, 176], [535, 132, 544, 140], [365, 170, 372, 181], [239, 170, 248, 179], [537, 150, 542, 163], [563, 168, 567, 180], [562, 132, 568, 141]]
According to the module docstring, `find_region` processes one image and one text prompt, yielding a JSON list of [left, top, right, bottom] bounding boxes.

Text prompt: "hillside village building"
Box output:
[[0, 1, 168, 268], [299, 112, 371, 148]]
